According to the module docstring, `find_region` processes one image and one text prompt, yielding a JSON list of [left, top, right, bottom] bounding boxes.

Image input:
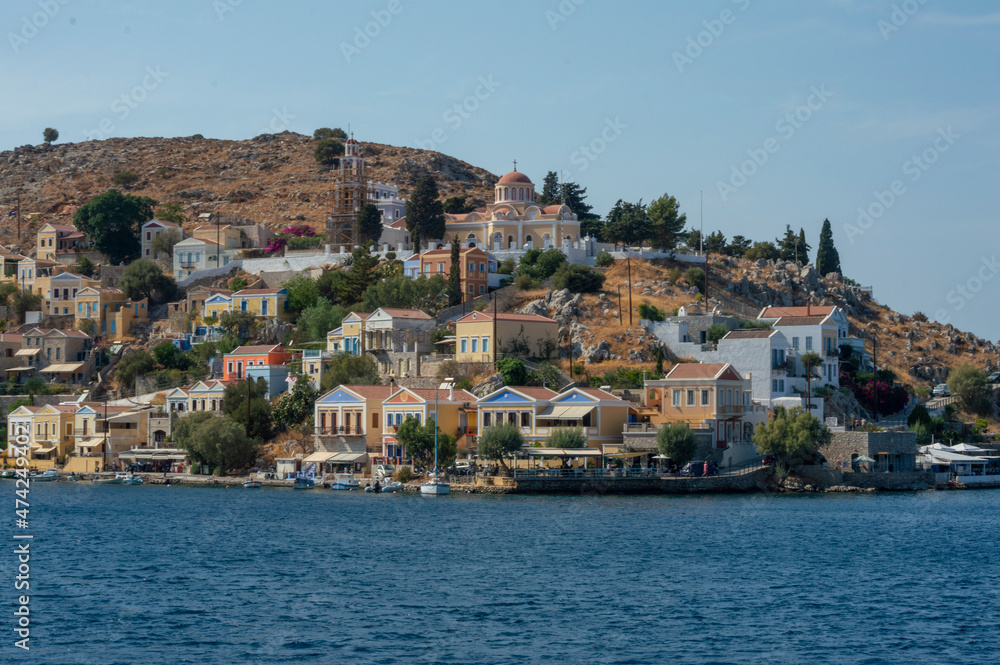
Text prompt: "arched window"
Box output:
[[543, 233, 551, 248], [525, 235, 533, 247], [528, 209, 535, 221]]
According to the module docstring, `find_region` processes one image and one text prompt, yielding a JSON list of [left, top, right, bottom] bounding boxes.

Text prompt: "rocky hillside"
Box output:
[[509, 256, 999, 393], [0, 132, 498, 252]]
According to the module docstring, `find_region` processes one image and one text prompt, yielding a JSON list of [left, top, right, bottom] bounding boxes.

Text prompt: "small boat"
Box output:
[[92, 474, 125, 485], [419, 474, 450, 495], [292, 477, 316, 489], [66, 474, 81, 482], [29, 469, 59, 482], [243, 480, 262, 488], [329, 473, 359, 491], [1, 469, 16, 479], [120, 473, 143, 485]]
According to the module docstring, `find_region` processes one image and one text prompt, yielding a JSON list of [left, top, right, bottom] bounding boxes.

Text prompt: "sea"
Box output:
[[4, 483, 999, 665]]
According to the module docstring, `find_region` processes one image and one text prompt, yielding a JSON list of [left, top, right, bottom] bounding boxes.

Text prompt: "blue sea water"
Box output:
[[3, 484, 999, 665]]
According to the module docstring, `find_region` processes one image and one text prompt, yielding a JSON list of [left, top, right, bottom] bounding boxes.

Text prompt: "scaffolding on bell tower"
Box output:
[[326, 135, 368, 247]]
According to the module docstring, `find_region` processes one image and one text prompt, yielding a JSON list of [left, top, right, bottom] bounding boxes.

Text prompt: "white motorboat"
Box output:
[[92, 474, 124, 485], [243, 480, 262, 488], [29, 469, 58, 482], [365, 479, 403, 493], [329, 474, 359, 491], [119, 473, 143, 485], [420, 474, 450, 495]]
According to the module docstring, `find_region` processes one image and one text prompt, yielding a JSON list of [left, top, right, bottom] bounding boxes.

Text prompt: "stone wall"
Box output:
[[512, 468, 769, 494], [796, 465, 934, 490], [826, 431, 917, 465]]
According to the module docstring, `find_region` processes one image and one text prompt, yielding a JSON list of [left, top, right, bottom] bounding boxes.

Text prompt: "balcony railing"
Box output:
[[716, 405, 747, 416], [315, 426, 365, 436], [772, 360, 790, 371]]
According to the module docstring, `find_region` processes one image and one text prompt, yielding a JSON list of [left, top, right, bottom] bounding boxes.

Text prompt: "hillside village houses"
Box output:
[[454, 311, 560, 364], [404, 246, 498, 300], [141, 219, 181, 260]]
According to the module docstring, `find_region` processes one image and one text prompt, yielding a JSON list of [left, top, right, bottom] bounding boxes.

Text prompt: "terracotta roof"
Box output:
[[341, 385, 394, 400], [50, 404, 80, 413], [419, 247, 487, 257], [505, 387, 559, 400], [45, 223, 76, 233], [456, 312, 557, 324], [228, 345, 284, 355], [447, 214, 468, 222], [233, 288, 284, 295], [397, 388, 477, 402], [541, 205, 564, 214], [0, 334, 23, 343], [774, 316, 830, 327], [388, 218, 407, 229], [723, 329, 775, 339], [760, 305, 835, 318], [664, 363, 730, 380], [194, 224, 231, 232], [379, 308, 432, 319], [145, 219, 179, 228], [575, 387, 619, 400], [498, 171, 533, 185], [346, 312, 371, 320]]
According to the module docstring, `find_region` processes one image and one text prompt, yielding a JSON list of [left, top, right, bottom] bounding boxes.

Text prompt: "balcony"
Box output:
[[772, 359, 790, 372], [716, 405, 746, 416], [315, 426, 365, 436]]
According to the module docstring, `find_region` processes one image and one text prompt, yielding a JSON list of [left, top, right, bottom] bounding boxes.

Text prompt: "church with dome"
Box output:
[[444, 167, 582, 251]]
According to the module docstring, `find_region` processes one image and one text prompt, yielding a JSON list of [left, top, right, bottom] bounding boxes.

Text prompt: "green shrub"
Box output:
[[706, 323, 729, 344], [668, 267, 682, 285], [595, 251, 615, 267], [514, 274, 538, 291], [638, 303, 665, 322], [112, 171, 139, 188], [394, 466, 414, 483], [684, 267, 705, 293], [552, 264, 605, 293]]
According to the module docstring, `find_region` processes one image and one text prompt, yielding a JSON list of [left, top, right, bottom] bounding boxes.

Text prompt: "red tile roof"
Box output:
[[723, 329, 775, 339], [228, 345, 284, 355], [760, 305, 835, 318], [506, 387, 559, 400], [391, 388, 477, 402], [233, 288, 284, 295], [379, 308, 432, 319], [774, 316, 830, 327], [456, 312, 557, 324], [665, 363, 730, 380], [575, 387, 619, 400], [341, 385, 395, 400]]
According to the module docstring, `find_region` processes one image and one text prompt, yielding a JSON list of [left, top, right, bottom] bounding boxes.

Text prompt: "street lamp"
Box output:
[[434, 377, 454, 475]]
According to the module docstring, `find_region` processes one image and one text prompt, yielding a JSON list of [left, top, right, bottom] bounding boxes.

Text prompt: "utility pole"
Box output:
[[15, 193, 21, 242], [626, 251, 633, 327], [700, 190, 707, 305], [617, 286, 623, 326], [492, 295, 497, 370], [216, 222, 220, 267], [872, 334, 878, 423]]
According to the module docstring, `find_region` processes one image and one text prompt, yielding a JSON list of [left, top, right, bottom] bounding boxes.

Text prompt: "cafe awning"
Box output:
[[303, 452, 337, 463], [40, 362, 86, 373], [605, 451, 647, 459], [78, 438, 105, 452], [525, 447, 602, 457], [32, 446, 57, 455], [14, 348, 40, 357], [330, 452, 367, 463], [6, 366, 36, 372], [536, 405, 595, 420]]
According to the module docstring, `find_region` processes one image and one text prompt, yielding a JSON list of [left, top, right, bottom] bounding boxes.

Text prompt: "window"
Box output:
[[483, 412, 492, 427], [481, 337, 490, 353], [468, 262, 475, 271], [686, 389, 695, 406], [372, 412, 379, 429], [480, 263, 486, 272], [468, 284, 474, 293], [471, 338, 478, 353], [701, 389, 710, 406], [227, 362, 233, 374], [521, 412, 530, 427], [55, 348, 60, 360], [479, 285, 485, 294], [792, 337, 799, 350], [672, 389, 681, 406], [805, 336, 813, 350], [438, 262, 445, 273], [460, 338, 468, 353]]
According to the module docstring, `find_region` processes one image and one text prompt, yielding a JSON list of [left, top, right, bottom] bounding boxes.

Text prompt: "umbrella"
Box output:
[[653, 454, 671, 460], [854, 455, 876, 464]]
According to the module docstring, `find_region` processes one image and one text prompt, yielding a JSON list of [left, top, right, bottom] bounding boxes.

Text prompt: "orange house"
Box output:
[[409, 246, 493, 300], [222, 344, 291, 381]]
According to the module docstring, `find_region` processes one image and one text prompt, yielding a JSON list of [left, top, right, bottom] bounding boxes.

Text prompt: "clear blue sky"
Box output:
[[1, 0, 998, 340]]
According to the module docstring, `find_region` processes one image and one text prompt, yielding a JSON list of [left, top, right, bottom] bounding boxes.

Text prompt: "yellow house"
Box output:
[[193, 223, 242, 251], [640, 363, 753, 452], [65, 404, 152, 472], [379, 385, 476, 462], [477, 386, 629, 449], [19, 258, 59, 301], [314, 384, 394, 455], [232, 287, 293, 322], [454, 311, 559, 363], [75, 287, 126, 331], [326, 312, 370, 354], [37, 223, 76, 261], [48, 271, 100, 316], [8, 404, 79, 470], [36, 222, 95, 264], [0, 249, 26, 285], [7, 405, 44, 469]]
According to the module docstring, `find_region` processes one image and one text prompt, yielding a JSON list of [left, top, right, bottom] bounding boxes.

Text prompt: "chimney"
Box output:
[[807, 302, 811, 316], [449, 385, 454, 401]]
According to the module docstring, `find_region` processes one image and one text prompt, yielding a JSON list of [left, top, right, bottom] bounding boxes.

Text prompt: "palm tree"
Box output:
[[799, 351, 824, 411]]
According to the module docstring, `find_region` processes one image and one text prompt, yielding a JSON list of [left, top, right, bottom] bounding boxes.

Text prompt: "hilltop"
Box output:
[[0, 132, 497, 250], [509, 255, 999, 394]]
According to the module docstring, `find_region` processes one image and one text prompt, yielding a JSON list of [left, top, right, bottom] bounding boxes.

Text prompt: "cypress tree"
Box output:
[[405, 175, 445, 250], [448, 236, 462, 306], [815, 219, 841, 276], [797, 228, 811, 264]]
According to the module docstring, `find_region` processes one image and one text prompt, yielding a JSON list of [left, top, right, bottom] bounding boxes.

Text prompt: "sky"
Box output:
[[1, 0, 998, 340]]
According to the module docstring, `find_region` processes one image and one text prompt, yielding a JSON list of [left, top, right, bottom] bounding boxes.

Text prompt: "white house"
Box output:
[[173, 237, 238, 281], [141, 219, 182, 261]]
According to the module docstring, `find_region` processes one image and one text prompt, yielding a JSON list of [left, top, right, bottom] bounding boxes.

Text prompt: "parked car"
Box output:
[[988, 372, 1000, 384], [933, 384, 949, 397], [680, 461, 706, 477], [374, 464, 395, 479], [452, 462, 476, 476]]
